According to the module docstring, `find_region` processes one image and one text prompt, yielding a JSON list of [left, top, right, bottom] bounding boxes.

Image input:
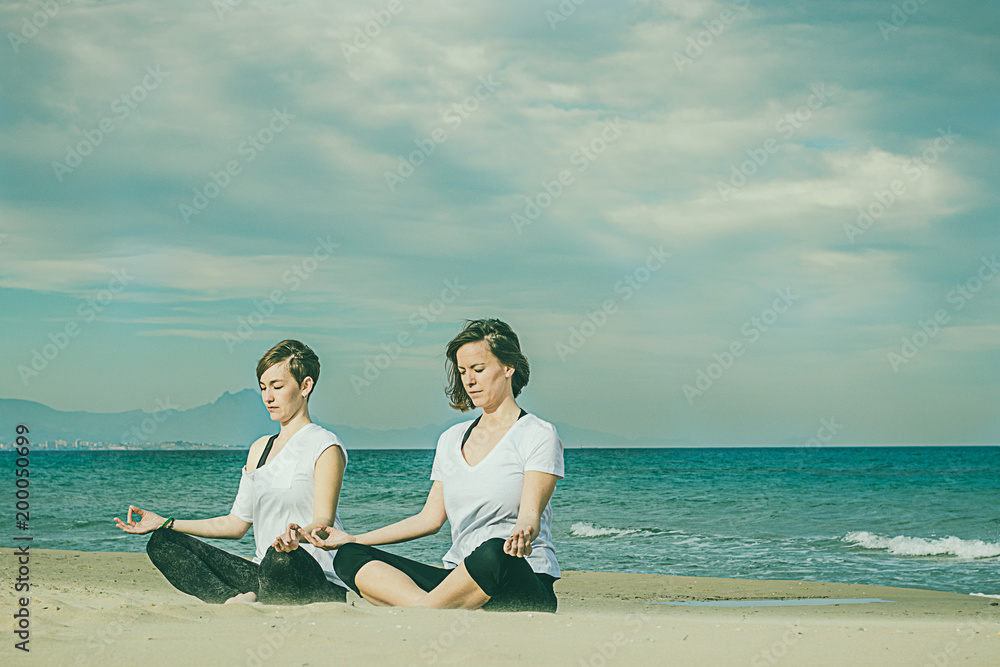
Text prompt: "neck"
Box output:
[[278, 406, 312, 438], [478, 396, 520, 429]]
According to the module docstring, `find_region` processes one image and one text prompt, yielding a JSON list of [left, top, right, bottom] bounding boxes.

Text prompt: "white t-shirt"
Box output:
[[231, 423, 347, 589], [430, 412, 564, 579]]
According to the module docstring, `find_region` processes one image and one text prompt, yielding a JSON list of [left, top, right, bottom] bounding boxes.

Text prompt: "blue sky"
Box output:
[[1, 0, 997, 445]]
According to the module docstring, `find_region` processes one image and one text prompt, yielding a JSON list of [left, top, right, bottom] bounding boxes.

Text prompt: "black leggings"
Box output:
[[146, 528, 347, 605], [333, 537, 558, 613]]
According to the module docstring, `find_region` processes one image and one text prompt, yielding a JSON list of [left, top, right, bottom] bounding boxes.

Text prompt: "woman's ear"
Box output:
[[300, 376, 315, 398]]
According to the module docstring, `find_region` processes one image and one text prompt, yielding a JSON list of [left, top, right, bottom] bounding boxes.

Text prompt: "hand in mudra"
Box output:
[[504, 526, 534, 558], [114, 505, 166, 535], [300, 524, 354, 551], [272, 523, 305, 553]]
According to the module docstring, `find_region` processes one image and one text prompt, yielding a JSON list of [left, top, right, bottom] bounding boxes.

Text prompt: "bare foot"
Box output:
[[224, 591, 260, 605]]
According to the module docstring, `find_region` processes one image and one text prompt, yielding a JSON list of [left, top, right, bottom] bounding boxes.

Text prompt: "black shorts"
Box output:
[[334, 537, 558, 613]]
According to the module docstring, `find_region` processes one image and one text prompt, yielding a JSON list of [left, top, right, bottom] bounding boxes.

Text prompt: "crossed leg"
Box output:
[[146, 529, 347, 605], [334, 539, 556, 612], [354, 560, 489, 609]]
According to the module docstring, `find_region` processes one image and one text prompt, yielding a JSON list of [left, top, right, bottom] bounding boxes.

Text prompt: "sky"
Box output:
[[1, 0, 998, 446]]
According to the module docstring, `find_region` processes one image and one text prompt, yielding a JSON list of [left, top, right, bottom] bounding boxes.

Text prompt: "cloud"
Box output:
[[1, 0, 997, 441]]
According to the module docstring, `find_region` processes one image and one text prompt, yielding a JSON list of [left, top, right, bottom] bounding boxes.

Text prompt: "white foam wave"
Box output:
[[570, 521, 660, 538], [570, 522, 638, 538], [970, 593, 1000, 600], [843, 531, 1000, 559]]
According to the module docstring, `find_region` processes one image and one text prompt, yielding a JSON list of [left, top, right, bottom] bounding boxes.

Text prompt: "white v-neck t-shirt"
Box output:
[[430, 412, 564, 579], [231, 423, 348, 588]]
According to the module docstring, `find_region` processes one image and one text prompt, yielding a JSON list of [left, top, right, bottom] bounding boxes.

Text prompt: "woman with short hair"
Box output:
[[115, 339, 350, 605], [278, 318, 564, 612]]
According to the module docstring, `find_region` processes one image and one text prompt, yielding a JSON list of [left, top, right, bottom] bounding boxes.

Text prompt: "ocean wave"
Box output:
[[970, 593, 1000, 600], [569, 521, 667, 539], [843, 531, 1000, 559]]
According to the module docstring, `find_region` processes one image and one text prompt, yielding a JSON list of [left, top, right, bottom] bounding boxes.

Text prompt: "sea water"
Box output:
[[15, 446, 1000, 596]]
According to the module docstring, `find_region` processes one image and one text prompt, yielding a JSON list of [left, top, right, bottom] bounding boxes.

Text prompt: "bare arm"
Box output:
[[302, 481, 448, 551], [175, 436, 268, 538], [304, 445, 346, 533], [504, 471, 559, 557], [272, 445, 346, 551], [173, 514, 251, 539], [114, 436, 266, 540], [357, 480, 447, 545], [115, 506, 251, 539]]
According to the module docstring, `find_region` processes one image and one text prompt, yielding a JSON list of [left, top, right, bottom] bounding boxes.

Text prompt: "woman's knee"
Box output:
[[465, 538, 507, 573], [145, 527, 178, 558], [333, 543, 375, 590], [259, 546, 304, 576], [464, 538, 511, 595], [333, 542, 369, 571], [261, 545, 286, 562]]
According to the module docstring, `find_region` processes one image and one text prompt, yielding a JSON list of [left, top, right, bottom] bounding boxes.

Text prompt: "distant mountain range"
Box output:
[[0, 390, 679, 449]]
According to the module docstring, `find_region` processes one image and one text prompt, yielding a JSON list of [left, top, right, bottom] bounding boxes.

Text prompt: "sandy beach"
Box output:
[[2, 548, 997, 666]]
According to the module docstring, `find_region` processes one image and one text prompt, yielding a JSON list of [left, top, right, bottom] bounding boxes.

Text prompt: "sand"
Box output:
[[2, 548, 998, 666]]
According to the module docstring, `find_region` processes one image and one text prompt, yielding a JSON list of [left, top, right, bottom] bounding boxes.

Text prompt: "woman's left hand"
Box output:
[[114, 505, 166, 535], [504, 526, 534, 558], [272, 523, 305, 552]]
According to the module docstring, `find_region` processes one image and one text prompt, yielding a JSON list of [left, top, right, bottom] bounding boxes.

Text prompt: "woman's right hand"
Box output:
[[504, 526, 535, 558], [272, 523, 304, 553], [300, 524, 355, 551], [114, 505, 166, 535]]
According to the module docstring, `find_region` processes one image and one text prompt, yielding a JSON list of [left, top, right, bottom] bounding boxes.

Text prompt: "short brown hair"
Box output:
[[445, 319, 530, 411], [256, 340, 320, 398]]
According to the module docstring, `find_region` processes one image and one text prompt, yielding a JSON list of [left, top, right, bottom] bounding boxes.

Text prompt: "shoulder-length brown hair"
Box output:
[[445, 319, 530, 411]]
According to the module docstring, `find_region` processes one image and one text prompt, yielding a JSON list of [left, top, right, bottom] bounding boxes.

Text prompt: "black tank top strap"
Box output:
[[461, 417, 482, 447], [255, 434, 279, 470], [460, 410, 527, 447]]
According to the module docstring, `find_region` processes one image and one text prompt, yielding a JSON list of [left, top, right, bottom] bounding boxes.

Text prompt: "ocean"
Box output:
[[17, 446, 1000, 597]]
